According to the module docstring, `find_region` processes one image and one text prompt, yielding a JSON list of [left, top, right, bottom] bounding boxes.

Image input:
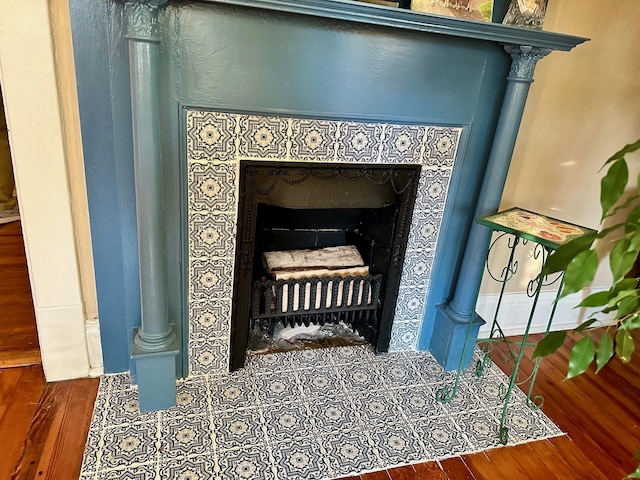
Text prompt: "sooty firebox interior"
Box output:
[[230, 161, 420, 370]]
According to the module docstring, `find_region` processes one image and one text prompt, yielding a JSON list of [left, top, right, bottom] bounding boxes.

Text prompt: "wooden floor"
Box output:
[[0, 221, 41, 367], [1, 219, 639, 478]]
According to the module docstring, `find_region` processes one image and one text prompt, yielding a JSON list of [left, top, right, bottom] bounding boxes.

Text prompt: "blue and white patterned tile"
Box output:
[[189, 336, 230, 376], [411, 415, 470, 458], [408, 209, 443, 251], [163, 378, 210, 418], [287, 347, 333, 369], [391, 385, 446, 421], [400, 251, 434, 288], [434, 380, 485, 416], [453, 409, 502, 450], [416, 168, 452, 211], [217, 445, 277, 480], [270, 437, 329, 480], [322, 429, 381, 477], [381, 124, 425, 164], [107, 372, 136, 393], [188, 163, 237, 213], [338, 363, 384, 393], [388, 321, 420, 352], [502, 402, 561, 443], [209, 373, 257, 411], [262, 401, 315, 442], [416, 357, 457, 384], [237, 115, 289, 158], [351, 390, 404, 425], [158, 456, 215, 480], [159, 414, 214, 459], [290, 118, 338, 162], [423, 127, 462, 168], [337, 122, 383, 163], [189, 212, 236, 258], [187, 110, 238, 162], [213, 408, 265, 451], [80, 422, 101, 475], [252, 371, 302, 404], [306, 394, 361, 434], [366, 421, 426, 466], [373, 358, 424, 389], [95, 463, 158, 480], [189, 258, 234, 301], [104, 390, 158, 426], [297, 365, 344, 398], [99, 423, 159, 470], [393, 286, 427, 323], [245, 351, 293, 375], [327, 344, 375, 366], [189, 299, 232, 338]]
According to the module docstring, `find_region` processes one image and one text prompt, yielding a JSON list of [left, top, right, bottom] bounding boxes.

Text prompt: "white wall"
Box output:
[[478, 0, 640, 334]]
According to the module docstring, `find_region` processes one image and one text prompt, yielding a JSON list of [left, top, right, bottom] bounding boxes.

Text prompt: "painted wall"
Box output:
[[0, 0, 93, 380], [70, 0, 520, 373], [478, 0, 640, 335]]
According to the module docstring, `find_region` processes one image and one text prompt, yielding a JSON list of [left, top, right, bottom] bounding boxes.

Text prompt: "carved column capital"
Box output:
[[125, 0, 168, 41], [504, 45, 552, 82]]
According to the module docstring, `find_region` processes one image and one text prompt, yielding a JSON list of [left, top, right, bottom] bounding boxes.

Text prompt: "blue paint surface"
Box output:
[[69, 0, 558, 373]]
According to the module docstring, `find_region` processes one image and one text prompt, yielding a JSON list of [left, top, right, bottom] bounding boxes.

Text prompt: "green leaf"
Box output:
[[566, 336, 595, 379], [606, 289, 638, 309], [616, 328, 635, 363], [603, 138, 640, 166], [626, 462, 640, 479], [595, 331, 614, 373], [601, 159, 629, 220], [541, 232, 597, 276], [617, 295, 640, 319], [561, 250, 599, 298], [621, 315, 640, 331], [574, 318, 599, 332], [604, 194, 640, 219], [610, 278, 639, 297], [610, 238, 638, 282], [576, 291, 609, 308], [628, 204, 640, 226], [532, 331, 567, 359]]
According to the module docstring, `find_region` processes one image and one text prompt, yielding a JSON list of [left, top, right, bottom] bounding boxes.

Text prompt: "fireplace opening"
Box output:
[[230, 161, 420, 370]]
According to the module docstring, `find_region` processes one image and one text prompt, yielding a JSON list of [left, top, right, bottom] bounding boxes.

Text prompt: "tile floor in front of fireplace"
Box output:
[[80, 346, 562, 480]]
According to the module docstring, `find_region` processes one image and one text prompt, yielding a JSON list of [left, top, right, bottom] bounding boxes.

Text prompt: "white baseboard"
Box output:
[[85, 316, 104, 377], [476, 287, 616, 338]]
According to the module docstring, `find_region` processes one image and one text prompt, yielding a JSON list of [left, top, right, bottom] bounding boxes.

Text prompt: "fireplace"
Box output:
[[229, 162, 421, 369], [186, 110, 462, 375]]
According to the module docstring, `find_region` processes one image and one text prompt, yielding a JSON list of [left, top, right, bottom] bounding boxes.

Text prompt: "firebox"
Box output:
[[230, 162, 421, 369]]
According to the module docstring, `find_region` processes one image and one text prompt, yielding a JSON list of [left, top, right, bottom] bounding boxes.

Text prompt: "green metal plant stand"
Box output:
[[436, 207, 595, 444]]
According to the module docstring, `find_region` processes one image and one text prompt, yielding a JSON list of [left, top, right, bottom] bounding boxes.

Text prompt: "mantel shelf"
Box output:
[[200, 0, 588, 51]]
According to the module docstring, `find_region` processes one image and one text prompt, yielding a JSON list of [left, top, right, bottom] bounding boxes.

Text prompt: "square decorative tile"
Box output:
[[159, 454, 217, 479], [337, 122, 383, 163], [322, 429, 381, 476], [189, 336, 230, 376], [79, 424, 101, 475], [388, 321, 420, 351], [366, 421, 426, 466], [351, 390, 404, 425], [217, 445, 277, 480], [400, 251, 435, 288], [306, 394, 361, 433], [423, 127, 462, 168], [391, 385, 446, 421], [213, 408, 265, 451], [381, 124, 425, 164], [408, 209, 442, 251], [187, 110, 238, 162], [188, 162, 237, 214], [209, 373, 257, 411], [252, 371, 302, 404], [290, 118, 338, 162], [189, 299, 232, 338], [502, 401, 561, 443], [453, 409, 502, 450], [104, 390, 158, 426], [339, 363, 384, 393], [99, 423, 159, 470], [95, 463, 158, 479], [327, 344, 375, 366], [162, 378, 210, 418], [417, 168, 452, 210], [237, 115, 289, 158], [287, 348, 333, 369], [107, 372, 136, 393], [159, 414, 214, 459], [297, 365, 344, 398], [189, 258, 234, 301], [262, 402, 315, 442], [411, 415, 469, 458], [246, 351, 292, 375], [270, 437, 329, 480], [189, 212, 236, 258], [393, 286, 428, 322]]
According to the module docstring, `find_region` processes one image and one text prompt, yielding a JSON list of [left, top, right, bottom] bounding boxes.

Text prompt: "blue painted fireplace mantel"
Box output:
[[69, 0, 586, 409]]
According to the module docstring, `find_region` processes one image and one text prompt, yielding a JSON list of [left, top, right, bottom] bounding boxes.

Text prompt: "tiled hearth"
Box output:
[[186, 110, 463, 375], [80, 346, 562, 479]]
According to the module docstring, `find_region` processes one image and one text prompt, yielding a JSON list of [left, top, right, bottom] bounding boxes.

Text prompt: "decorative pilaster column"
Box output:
[[126, 0, 179, 411], [430, 45, 551, 370]]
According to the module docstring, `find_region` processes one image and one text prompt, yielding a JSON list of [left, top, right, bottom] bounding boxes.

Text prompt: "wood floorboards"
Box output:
[[0, 221, 40, 368]]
